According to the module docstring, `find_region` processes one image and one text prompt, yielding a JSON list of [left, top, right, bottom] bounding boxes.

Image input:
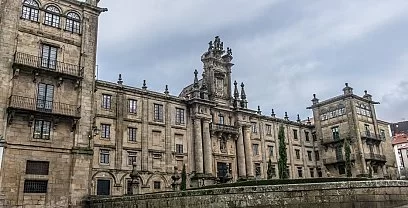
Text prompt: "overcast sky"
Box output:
[[96, 0, 408, 123]]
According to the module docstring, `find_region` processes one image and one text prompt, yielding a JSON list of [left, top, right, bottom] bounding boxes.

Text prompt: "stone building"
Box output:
[[0, 0, 397, 207], [392, 133, 408, 178]]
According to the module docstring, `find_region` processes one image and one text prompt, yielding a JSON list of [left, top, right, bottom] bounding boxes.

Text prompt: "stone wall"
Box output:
[[87, 180, 408, 208]]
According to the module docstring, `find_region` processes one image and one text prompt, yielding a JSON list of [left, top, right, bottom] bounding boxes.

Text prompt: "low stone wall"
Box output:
[[87, 180, 408, 208]]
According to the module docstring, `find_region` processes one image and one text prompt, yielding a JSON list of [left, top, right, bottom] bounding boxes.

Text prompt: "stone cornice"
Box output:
[[307, 94, 380, 109]]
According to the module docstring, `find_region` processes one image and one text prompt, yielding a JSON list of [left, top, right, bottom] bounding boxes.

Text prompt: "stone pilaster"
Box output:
[[243, 126, 254, 178], [194, 118, 204, 174], [237, 126, 246, 179], [141, 97, 149, 172], [115, 89, 124, 170], [202, 119, 213, 175]]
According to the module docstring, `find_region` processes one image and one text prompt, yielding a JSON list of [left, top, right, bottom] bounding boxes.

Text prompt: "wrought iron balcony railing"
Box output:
[[360, 131, 382, 142], [321, 136, 344, 145], [14, 52, 83, 78], [210, 123, 239, 134], [9, 95, 80, 118], [365, 153, 386, 162], [323, 154, 355, 165]]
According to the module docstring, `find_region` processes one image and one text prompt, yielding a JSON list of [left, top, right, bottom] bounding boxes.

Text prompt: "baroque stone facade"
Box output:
[[0, 0, 398, 207]]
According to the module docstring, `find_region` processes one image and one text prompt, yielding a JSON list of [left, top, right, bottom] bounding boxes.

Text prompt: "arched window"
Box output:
[[21, 0, 40, 21], [44, 5, 60, 28], [65, 12, 81, 33]]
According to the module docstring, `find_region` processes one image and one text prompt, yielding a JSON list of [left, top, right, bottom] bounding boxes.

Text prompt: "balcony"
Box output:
[[210, 123, 239, 135], [365, 153, 386, 162], [8, 95, 80, 118], [321, 136, 344, 146], [360, 131, 383, 143], [13, 52, 83, 79], [323, 154, 355, 165]]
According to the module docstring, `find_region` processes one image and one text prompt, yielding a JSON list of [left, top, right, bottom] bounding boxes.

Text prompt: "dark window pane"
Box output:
[[97, 180, 110, 195], [24, 180, 48, 193], [26, 161, 49, 175]]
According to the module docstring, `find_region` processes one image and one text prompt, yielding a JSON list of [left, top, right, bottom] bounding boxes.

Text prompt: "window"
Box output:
[[338, 164, 346, 175], [126, 179, 132, 195], [332, 126, 340, 140], [220, 139, 227, 153], [312, 132, 317, 141], [317, 168, 322, 177], [295, 149, 300, 160], [153, 181, 161, 189], [128, 99, 137, 114], [254, 163, 261, 177], [270, 165, 276, 177], [364, 124, 370, 136], [310, 168, 314, 178], [305, 131, 310, 141], [100, 150, 110, 164], [33, 120, 51, 139], [286, 166, 290, 178], [102, 94, 112, 109], [252, 144, 259, 156], [128, 127, 136, 142], [176, 144, 183, 154], [315, 150, 320, 161], [97, 179, 110, 195], [307, 151, 312, 161], [293, 129, 298, 140], [101, 124, 111, 139], [26, 161, 49, 175], [65, 12, 81, 33], [297, 167, 303, 178], [21, 0, 39, 21], [36, 83, 54, 111], [127, 152, 137, 166], [154, 104, 163, 122], [266, 124, 272, 135], [251, 122, 257, 133], [335, 145, 343, 161], [44, 5, 60, 27], [380, 129, 386, 140], [24, 180, 48, 193], [175, 108, 185, 124], [268, 145, 274, 158], [219, 114, 225, 125]]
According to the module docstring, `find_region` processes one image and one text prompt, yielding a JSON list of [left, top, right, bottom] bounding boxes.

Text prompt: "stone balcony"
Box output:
[[323, 154, 356, 165], [364, 153, 386, 162], [321, 136, 344, 146], [8, 95, 80, 118], [210, 123, 239, 136], [360, 131, 383, 144], [13, 52, 83, 80]]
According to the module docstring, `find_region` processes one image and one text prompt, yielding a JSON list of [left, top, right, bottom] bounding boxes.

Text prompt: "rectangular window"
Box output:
[[127, 152, 137, 166], [286, 166, 290, 178], [33, 120, 51, 139], [295, 149, 300, 160], [22, 5, 39, 21], [305, 131, 310, 141], [271, 165, 276, 177], [338, 165, 346, 175], [26, 161, 49, 175], [41, 44, 57, 69], [268, 145, 274, 158], [307, 151, 312, 161], [154, 104, 163, 122], [332, 126, 340, 140], [380, 129, 386, 140], [310, 168, 314, 178], [312, 132, 317, 141], [252, 144, 259, 156], [44, 11, 60, 27], [128, 127, 137, 142], [266, 124, 272, 135], [251, 122, 257, 133], [154, 181, 161, 189], [36, 83, 54, 112], [364, 124, 370, 136], [176, 144, 183, 154], [97, 179, 110, 195], [102, 94, 112, 109], [335, 145, 343, 161], [175, 108, 185, 125], [293, 129, 298, 140], [23, 180, 48, 193], [254, 163, 261, 177], [128, 99, 137, 113], [315, 150, 320, 161], [297, 167, 303, 178], [317, 168, 322, 177], [126, 179, 132, 195], [101, 124, 111, 139], [100, 150, 110, 164], [219, 114, 225, 125]]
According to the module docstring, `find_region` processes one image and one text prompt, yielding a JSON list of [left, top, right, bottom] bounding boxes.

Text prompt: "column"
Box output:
[[243, 126, 254, 178], [202, 119, 213, 175], [194, 118, 204, 174], [236, 126, 246, 178]]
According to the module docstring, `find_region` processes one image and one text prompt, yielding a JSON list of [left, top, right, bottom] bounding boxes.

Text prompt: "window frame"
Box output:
[[96, 179, 111, 196], [65, 12, 81, 34], [23, 180, 48, 193], [305, 131, 310, 142], [293, 129, 298, 140], [44, 5, 61, 28], [153, 103, 164, 122], [127, 151, 137, 166], [128, 127, 137, 142], [99, 149, 110, 165], [297, 167, 303, 178], [251, 122, 257, 133], [265, 124, 272, 135], [252, 144, 259, 156], [153, 181, 161, 190], [307, 151, 312, 161], [33, 120, 51, 140], [128, 99, 137, 114], [21, 0, 40, 22], [176, 144, 183, 154], [175, 108, 185, 125], [26, 161, 49, 175], [102, 94, 112, 110], [100, 124, 111, 139], [295, 149, 300, 160]]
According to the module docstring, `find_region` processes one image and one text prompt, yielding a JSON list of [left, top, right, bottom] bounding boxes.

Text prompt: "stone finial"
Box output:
[[164, 85, 169, 95], [117, 74, 123, 85], [142, 80, 147, 90], [233, 80, 239, 99], [227, 47, 233, 56], [307, 117, 311, 125], [208, 41, 214, 51], [312, 93, 319, 105], [240, 82, 246, 100], [343, 82, 353, 95], [200, 78, 209, 99], [363, 90, 372, 101], [297, 114, 301, 123], [257, 106, 261, 115], [130, 162, 140, 195], [284, 112, 289, 120], [271, 109, 276, 117], [193, 69, 199, 89]]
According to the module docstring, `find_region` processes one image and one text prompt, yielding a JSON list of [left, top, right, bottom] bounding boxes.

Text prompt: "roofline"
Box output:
[[307, 94, 380, 109]]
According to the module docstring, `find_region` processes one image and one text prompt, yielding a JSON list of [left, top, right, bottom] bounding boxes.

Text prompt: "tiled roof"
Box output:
[[392, 133, 408, 145]]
